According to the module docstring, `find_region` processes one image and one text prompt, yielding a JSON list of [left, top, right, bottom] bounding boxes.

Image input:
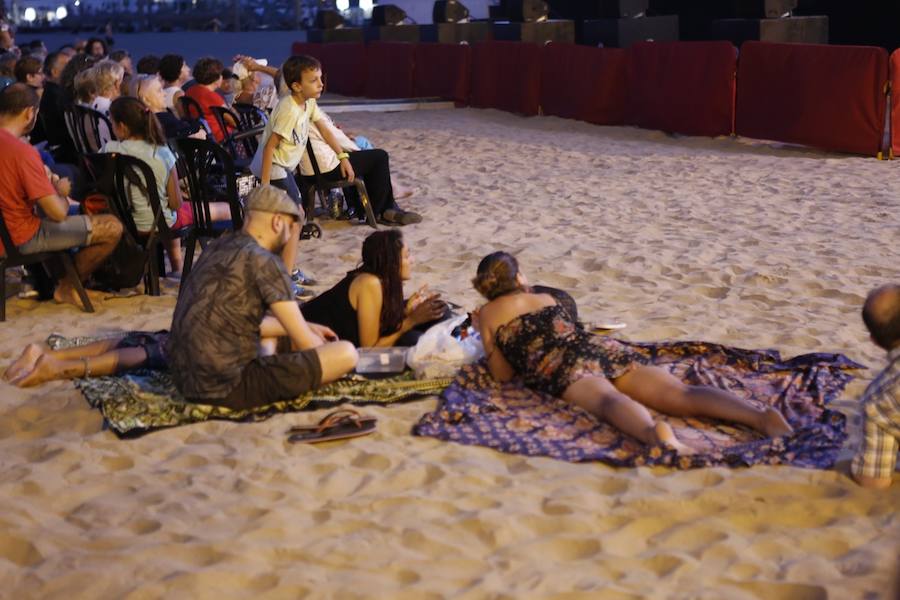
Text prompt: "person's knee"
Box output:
[[336, 341, 359, 372], [319, 341, 358, 378], [90, 214, 123, 242]]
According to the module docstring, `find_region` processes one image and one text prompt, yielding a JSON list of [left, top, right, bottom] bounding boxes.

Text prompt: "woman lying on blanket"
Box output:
[[2, 315, 329, 388], [300, 229, 447, 348], [472, 251, 794, 454]]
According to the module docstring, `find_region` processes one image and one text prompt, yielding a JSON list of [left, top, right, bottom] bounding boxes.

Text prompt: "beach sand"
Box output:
[[1, 108, 898, 598]]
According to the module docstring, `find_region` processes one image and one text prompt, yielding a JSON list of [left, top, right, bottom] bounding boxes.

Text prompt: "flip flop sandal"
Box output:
[[287, 409, 377, 444]]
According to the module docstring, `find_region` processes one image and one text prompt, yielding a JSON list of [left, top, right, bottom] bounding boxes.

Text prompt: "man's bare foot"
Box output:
[[10, 354, 65, 387], [53, 284, 103, 310], [3, 343, 45, 382], [653, 422, 696, 455], [760, 407, 793, 438], [394, 185, 417, 200]]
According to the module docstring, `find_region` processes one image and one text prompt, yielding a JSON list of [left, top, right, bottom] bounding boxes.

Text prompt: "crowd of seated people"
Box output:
[[0, 26, 897, 491], [0, 30, 425, 295]]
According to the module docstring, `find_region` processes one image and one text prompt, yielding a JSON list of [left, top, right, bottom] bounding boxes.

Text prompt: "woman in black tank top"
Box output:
[[301, 230, 446, 347]]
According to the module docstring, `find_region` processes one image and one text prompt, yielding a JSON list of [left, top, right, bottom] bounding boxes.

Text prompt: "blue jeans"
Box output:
[[271, 175, 302, 206]]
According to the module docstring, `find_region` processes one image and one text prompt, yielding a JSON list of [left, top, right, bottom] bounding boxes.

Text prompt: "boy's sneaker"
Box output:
[[293, 282, 316, 300], [291, 269, 318, 286]]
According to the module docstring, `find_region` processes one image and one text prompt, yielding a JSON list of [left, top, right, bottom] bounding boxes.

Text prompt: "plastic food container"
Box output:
[[355, 347, 409, 374]]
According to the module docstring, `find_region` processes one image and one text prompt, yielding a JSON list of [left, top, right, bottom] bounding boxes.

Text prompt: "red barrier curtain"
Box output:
[[891, 50, 900, 155], [540, 43, 627, 126], [627, 41, 736, 138], [365, 42, 415, 99], [414, 43, 472, 104], [291, 42, 367, 97], [470, 42, 542, 116], [736, 41, 888, 156]]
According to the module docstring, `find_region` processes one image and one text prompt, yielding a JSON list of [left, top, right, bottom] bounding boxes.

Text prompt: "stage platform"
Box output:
[[318, 95, 456, 113]]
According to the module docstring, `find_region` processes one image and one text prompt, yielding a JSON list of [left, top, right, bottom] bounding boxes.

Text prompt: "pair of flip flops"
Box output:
[[287, 409, 378, 444]]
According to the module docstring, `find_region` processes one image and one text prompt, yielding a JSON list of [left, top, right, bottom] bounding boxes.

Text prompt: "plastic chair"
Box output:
[[174, 137, 245, 287], [62, 104, 115, 155], [87, 153, 174, 296], [0, 211, 94, 321], [210, 105, 265, 163], [178, 95, 214, 139], [299, 139, 377, 236]]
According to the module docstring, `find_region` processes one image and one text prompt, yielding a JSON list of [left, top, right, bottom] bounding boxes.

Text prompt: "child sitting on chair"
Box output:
[[102, 96, 189, 275]]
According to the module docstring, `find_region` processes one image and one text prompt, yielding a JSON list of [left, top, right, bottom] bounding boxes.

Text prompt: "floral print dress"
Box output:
[[494, 304, 649, 398]]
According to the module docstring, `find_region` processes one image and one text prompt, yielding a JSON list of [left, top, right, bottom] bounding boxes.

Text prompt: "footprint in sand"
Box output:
[[101, 455, 134, 472], [128, 518, 162, 535], [350, 452, 392, 471], [0, 535, 43, 567]]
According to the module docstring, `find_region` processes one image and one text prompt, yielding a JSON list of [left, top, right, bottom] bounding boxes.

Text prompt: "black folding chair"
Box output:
[[232, 102, 269, 129], [62, 104, 115, 155], [0, 211, 94, 321], [178, 95, 214, 139], [299, 139, 377, 234], [174, 138, 245, 287], [210, 105, 265, 164], [87, 153, 172, 296]]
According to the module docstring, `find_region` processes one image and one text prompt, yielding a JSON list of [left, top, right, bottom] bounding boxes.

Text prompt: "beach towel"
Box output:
[[413, 340, 863, 469], [49, 335, 451, 437]]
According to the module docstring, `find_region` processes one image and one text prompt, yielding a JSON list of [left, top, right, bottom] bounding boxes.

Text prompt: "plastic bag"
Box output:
[[406, 315, 485, 379]]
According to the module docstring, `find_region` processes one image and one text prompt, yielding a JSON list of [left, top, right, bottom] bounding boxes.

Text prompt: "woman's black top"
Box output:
[[300, 274, 361, 346]]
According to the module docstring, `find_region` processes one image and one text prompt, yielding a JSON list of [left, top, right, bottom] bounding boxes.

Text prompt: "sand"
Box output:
[[1, 108, 898, 599]]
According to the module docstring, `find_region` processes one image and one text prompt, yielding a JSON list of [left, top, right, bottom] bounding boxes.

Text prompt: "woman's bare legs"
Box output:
[[563, 376, 695, 454], [614, 366, 793, 437], [4, 336, 149, 387]]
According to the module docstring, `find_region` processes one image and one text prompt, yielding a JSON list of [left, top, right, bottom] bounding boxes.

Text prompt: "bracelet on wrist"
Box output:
[[337, 152, 350, 161]]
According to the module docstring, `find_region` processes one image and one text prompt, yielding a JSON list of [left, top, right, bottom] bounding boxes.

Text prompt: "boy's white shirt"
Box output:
[[250, 94, 323, 181]]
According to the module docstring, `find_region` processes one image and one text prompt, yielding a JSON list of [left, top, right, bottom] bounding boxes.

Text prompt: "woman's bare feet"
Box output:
[[9, 354, 67, 387], [3, 343, 45, 382], [760, 407, 794, 438], [653, 422, 696, 455]]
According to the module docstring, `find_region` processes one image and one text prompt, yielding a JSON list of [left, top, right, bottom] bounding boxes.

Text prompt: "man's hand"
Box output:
[[309, 323, 338, 342], [340, 158, 355, 183], [53, 176, 71, 198]]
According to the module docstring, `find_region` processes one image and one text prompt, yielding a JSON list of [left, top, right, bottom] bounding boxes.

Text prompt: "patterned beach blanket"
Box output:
[[413, 340, 863, 470], [49, 335, 450, 437]]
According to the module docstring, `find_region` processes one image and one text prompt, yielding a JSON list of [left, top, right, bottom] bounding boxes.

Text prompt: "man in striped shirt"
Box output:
[[851, 284, 900, 489]]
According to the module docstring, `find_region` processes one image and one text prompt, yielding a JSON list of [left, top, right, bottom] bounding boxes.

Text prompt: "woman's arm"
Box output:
[[165, 165, 182, 211], [476, 306, 516, 383], [354, 275, 412, 347]]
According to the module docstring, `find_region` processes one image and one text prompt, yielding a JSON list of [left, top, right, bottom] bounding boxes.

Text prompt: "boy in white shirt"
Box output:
[[251, 54, 353, 274]]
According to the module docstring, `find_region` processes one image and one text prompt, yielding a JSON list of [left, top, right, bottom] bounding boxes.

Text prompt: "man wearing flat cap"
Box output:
[[167, 185, 358, 410]]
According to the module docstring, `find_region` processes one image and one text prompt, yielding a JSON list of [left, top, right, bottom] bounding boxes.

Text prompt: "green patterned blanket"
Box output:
[[49, 335, 450, 437]]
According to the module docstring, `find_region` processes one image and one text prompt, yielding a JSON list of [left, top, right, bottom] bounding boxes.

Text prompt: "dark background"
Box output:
[[544, 0, 900, 50]]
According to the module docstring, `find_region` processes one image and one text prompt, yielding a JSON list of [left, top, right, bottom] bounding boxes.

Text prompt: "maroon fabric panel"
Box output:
[[470, 42, 542, 116], [736, 41, 888, 156], [413, 43, 472, 104], [892, 50, 900, 155], [627, 41, 736, 137], [365, 42, 415, 99], [540, 43, 627, 126], [291, 42, 367, 97]]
